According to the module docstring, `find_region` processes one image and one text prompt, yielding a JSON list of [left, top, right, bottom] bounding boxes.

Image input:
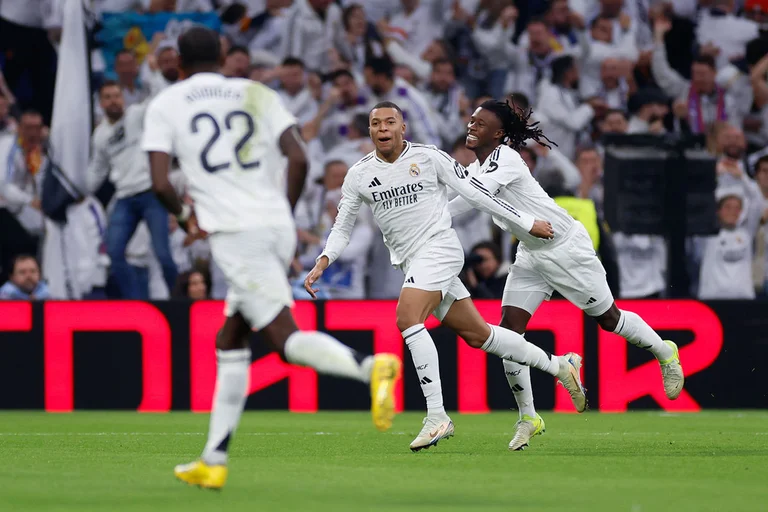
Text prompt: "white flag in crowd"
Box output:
[[43, 0, 92, 299]]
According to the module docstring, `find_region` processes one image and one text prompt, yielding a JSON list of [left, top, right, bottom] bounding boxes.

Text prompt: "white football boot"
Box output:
[[556, 353, 588, 412], [508, 414, 546, 451], [659, 340, 684, 399], [409, 415, 454, 452]]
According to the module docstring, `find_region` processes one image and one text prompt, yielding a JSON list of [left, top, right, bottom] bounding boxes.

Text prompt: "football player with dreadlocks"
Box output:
[[448, 100, 685, 451]]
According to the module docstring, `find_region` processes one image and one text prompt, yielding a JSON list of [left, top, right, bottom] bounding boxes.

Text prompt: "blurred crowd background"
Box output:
[[1, 0, 768, 302]]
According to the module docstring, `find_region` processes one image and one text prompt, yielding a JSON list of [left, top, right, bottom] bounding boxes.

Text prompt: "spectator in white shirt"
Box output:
[[280, 0, 344, 74], [172, 267, 212, 299], [652, 17, 739, 134], [581, 15, 639, 93], [697, 0, 759, 68], [600, 108, 629, 133], [140, 39, 180, 98], [303, 69, 371, 151], [325, 112, 375, 166], [537, 55, 602, 159], [714, 124, 753, 198], [471, 1, 518, 99], [386, 0, 442, 58], [335, 3, 385, 75], [588, 0, 653, 51], [508, 18, 562, 105], [421, 59, 465, 150], [296, 160, 374, 299], [614, 233, 667, 298], [2, 110, 46, 241], [221, 45, 251, 78], [86, 82, 178, 299], [113, 49, 147, 106], [626, 89, 669, 134], [584, 58, 633, 111], [574, 145, 605, 216], [545, 0, 583, 56], [363, 56, 441, 147], [95, 50, 148, 124], [697, 185, 765, 299], [277, 57, 318, 125]]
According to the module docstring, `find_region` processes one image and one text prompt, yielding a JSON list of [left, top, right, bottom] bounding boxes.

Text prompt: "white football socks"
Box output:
[[202, 348, 251, 466], [284, 330, 373, 383], [402, 323, 446, 417], [613, 310, 674, 361], [503, 360, 536, 419], [482, 325, 559, 376]]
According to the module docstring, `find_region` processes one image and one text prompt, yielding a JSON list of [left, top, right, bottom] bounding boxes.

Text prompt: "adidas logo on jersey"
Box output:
[[369, 177, 382, 188], [405, 276, 415, 284]]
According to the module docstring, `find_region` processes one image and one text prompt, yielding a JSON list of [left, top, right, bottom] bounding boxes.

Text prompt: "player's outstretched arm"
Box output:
[[447, 196, 473, 217], [434, 149, 553, 239], [304, 171, 363, 298], [280, 125, 309, 211]]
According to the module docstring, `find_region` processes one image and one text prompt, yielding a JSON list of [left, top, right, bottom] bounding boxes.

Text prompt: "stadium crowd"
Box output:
[[1, 0, 768, 301]]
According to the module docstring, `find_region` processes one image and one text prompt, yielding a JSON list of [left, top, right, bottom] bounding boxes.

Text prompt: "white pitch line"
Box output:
[[2, 431, 768, 437], [0, 432, 338, 437]]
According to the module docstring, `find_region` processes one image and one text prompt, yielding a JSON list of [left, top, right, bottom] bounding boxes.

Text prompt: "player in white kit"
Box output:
[[140, 28, 402, 490], [304, 101, 588, 452], [449, 99, 685, 451]]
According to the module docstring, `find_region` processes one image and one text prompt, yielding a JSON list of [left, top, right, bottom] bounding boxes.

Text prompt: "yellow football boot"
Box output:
[[370, 353, 402, 432], [174, 460, 228, 490]]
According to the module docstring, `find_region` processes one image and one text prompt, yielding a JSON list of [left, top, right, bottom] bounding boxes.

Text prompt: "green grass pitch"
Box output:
[[1, 411, 767, 511]]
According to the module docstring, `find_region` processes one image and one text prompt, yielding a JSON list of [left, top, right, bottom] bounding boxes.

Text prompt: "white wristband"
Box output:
[[177, 204, 192, 223]]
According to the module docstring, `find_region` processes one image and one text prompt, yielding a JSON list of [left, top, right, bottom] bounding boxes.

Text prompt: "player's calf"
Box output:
[[443, 299, 587, 412], [594, 305, 685, 400]]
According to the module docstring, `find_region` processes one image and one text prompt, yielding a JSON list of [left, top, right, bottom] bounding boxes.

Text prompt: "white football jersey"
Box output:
[[141, 72, 297, 233], [320, 141, 536, 266], [450, 144, 574, 249], [698, 227, 756, 299]]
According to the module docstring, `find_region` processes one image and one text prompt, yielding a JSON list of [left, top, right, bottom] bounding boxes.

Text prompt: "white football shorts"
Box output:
[[208, 224, 296, 330], [502, 222, 614, 317], [401, 229, 470, 321]]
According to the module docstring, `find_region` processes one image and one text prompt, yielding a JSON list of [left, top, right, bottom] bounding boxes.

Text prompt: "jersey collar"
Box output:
[[374, 140, 411, 164]]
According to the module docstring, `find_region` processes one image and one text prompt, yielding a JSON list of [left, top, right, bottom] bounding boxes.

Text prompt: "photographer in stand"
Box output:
[[461, 241, 507, 299]]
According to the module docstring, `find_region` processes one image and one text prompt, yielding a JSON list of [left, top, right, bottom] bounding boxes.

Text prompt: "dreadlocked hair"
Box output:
[[479, 99, 556, 152]]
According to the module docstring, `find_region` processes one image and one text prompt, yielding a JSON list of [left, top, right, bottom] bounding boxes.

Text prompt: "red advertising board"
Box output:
[[0, 299, 762, 412]]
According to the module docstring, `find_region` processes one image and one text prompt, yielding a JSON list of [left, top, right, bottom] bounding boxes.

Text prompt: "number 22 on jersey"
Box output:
[[190, 110, 260, 173]]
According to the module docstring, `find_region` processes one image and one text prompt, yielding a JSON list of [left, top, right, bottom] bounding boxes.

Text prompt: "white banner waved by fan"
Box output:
[[43, 0, 92, 298]]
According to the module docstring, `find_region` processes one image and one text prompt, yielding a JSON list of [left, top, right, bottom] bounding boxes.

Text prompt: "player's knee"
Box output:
[[500, 311, 526, 334], [459, 323, 491, 349], [462, 333, 486, 349], [396, 314, 416, 333], [596, 307, 621, 332], [215, 330, 244, 351], [395, 303, 419, 332]]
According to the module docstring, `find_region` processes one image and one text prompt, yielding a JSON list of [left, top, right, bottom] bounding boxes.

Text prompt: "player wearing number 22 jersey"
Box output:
[[140, 27, 402, 490]]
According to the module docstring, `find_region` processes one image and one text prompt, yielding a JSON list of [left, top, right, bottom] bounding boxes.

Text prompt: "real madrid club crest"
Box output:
[[409, 163, 420, 177]]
